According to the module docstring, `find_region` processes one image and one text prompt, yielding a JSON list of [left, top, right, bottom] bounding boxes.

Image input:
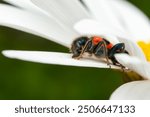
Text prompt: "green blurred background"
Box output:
[[0, 0, 149, 100]]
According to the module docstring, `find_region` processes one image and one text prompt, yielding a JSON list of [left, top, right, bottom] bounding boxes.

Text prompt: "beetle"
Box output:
[[71, 36, 129, 68]]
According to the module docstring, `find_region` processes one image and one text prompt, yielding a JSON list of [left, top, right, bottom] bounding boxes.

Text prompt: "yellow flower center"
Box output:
[[138, 41, 150, 61]]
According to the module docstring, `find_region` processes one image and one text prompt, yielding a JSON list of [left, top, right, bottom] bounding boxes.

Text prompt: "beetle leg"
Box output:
[[103, 41, 111, 68], [102, 41, 111, 68], [76, 39, 92, 59], [94, 41, 111, 68]]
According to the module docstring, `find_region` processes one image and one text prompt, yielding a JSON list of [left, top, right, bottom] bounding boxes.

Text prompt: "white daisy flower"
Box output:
[[1, 0, 150, 99]]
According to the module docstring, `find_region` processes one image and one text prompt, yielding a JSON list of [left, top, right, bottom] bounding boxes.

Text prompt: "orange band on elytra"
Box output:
[[107, 43, 113, 49], [92, 36, 103, 45]]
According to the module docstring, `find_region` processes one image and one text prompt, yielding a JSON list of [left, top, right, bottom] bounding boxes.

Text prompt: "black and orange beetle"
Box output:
[[71, 36, 129, 67]]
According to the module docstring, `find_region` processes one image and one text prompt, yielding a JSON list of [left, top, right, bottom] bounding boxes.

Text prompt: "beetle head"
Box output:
[[71, 37, 88, 58]]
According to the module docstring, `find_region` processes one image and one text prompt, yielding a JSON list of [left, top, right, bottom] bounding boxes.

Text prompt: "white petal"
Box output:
[[31, 0, 90, 29], [2, 50, 119, 69], [0, 4, 78, 47], [108, 0, 150, 41], [4, 0, 45, 14], [110, 81, 150, 100], [74, 19, 128, 39], [82, 0, 124, 31], [116, 36, 146, 61], [115, 54, 150, 80], [74, 19, 146, 60]]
